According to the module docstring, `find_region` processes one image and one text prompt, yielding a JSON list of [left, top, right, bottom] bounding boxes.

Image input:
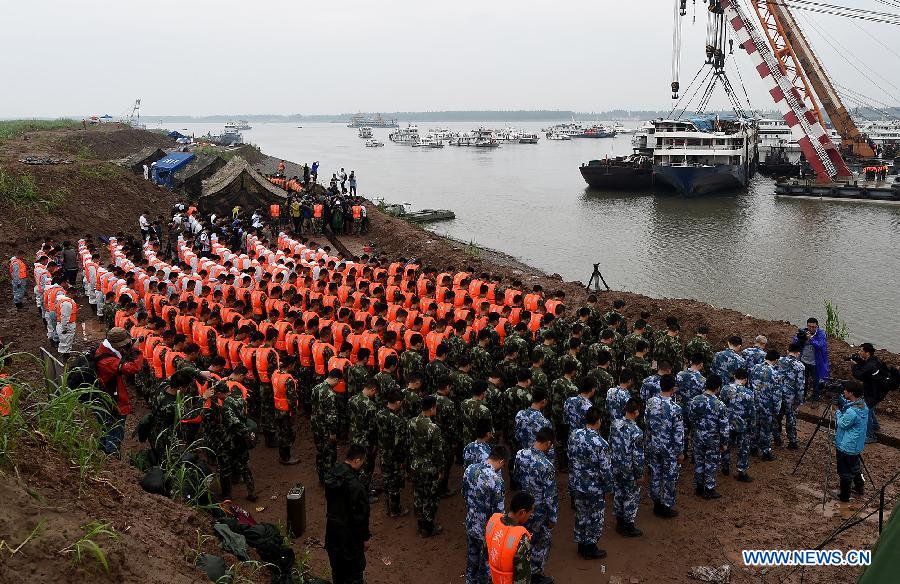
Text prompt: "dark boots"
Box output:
[[264, 432, 277, 448], [615, 515, 624, 534], [838, 478, 852, 502], [653, 501, 678, 518], [721, 462, 730, 476], [703, 488, 722, 500], [417, 520, 443, 537], [853, 475, 865, 496], [621, 521, 642, 537], [736, 472, 753, 482], [387, 494, 409, 518], [577, 542, 606, 559], [278, 447, 300, 465], [244, 471, 257, 502]]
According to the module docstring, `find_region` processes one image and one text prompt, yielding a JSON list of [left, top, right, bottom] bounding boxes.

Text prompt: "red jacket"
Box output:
[[94, 343, 145, 416]]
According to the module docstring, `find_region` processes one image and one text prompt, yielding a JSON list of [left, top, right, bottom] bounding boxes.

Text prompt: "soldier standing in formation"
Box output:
[[512, 427, 557, 584], [462, 445, 508, 584], [689, 375, 730, 499], [610, 398, 644, 537], [645, 374, 683, 517], [408, 395, 445, 537], [567, 406, 613, 559]]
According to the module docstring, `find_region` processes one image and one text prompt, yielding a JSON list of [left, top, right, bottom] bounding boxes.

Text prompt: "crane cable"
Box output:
[[778, 0, 900, 26], [796, 10, 900, 107]]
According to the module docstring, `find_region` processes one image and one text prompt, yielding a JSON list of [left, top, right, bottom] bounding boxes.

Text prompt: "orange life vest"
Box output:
[[194, 324, 215, 357], [163, 351, 187, 379], [313, 204, 323, 218], [352, 205, 361, 219], [9, 258, 27, 279], [272, 372, 292, 412], [327, 356, 350, 393], [485, 513, 532, 584], [255, 347, 279, 383], [377, 346, 398, 372], [312, 341, 335, 376], [270, 204, 281, 218], [56, 297, 78, 324]]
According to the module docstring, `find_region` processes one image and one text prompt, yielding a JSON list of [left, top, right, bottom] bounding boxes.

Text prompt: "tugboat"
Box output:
[[651, 117, 758, 196], [579, 122, 655, 189], [575, 124, 616, 138], [389, 124, 420, 145]]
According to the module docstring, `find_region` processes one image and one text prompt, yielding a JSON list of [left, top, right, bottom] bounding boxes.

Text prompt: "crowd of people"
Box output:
[[8, 198, 880, 584]]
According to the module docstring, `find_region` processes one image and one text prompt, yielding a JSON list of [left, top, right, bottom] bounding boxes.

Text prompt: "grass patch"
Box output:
[[0, 166, 68, 213], [0, 119, 80, 140], [59, 521, 118, 574], [78, 163, 121, 180]]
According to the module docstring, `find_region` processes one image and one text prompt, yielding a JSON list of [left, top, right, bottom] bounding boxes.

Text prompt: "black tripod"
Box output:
[[586, 263, 610, 292], [792, 398, 875, 508]]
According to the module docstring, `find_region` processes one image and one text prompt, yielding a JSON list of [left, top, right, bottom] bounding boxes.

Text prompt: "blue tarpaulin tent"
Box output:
[[152, 152, 194, 188]]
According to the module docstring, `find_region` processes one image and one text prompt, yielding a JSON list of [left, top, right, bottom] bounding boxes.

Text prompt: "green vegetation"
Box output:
[[59, 521, 118, 574], [78, 163, 121, 180], [824, 299, 850, 341], [0, 518, 48, 558], [0, 119, 80, 140], [0, 166, 68, 212], [465, 239, 484, 260]]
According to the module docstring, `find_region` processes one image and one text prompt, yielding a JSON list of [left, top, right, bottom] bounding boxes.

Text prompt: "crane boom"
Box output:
[[720, 0, 851, 181], [761, 1, 876, 159]]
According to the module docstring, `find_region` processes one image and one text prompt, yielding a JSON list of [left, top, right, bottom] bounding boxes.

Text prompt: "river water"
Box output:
[[165, 121, 900, 350]]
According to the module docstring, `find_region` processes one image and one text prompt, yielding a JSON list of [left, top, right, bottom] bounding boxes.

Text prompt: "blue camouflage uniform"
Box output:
[[676, 368, 706, 454], [711, 348, 746, 384], [688, 392, 730, 490], [606, 386, 631, 423], [610, 418, 644, 523], [567, 427, 613, 545], [563, 394, 593, 431], [463, 440, 492, 469], [462, 461, 505, 584], [513, 446, 558, 576], [644, 394, 684, 507], [777, 355, 806, 445], [719, 381, 756, 474], [750, 362, 782, 456], [742, 346, 766, 374], [640, 374, 662, 403], [514, 408, 552, 456]]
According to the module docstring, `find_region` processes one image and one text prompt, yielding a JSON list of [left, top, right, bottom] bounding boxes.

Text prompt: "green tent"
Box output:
[[857, 504, 899, 583]]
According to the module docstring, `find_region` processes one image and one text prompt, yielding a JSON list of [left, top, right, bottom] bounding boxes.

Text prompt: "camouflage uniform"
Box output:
[[470, 345, 494, 381], [532, 344, 560, 382], [149, 389, 182, 457], [408, 414, 445, 523], [485, 380, 503, 430], [461, 396, 493, 446], [400, 349, 425, 386], [453, 369, 474, 404], [204, 383, 253, 490], [584, 342, 617, 375], [711, 348, 745, 384], [610, 418, 644, 523], [310, 380, 340, 482], [624, 356, 652, 386], [751, 362, 782, 456], [606, 385, 631, 423], [514, 408, 552, 456], [644, 394, 684, 507], [376, 407, 408, 504], [567, 427, 613, 545], [374, 370, 400, 400], [559, 353, 583, 380], [776, 355, 806, 445], [529, 366, 549, 396], [719, 381, 756, 474], [400, 387, 422, 420], [676, 368, 706, 454], [349, 391, 379, 488], [433, 392, 460, 492], [497, 358, 520, 390], [654, 334, 684, 372], [346, 362, 371, 398], [504, 385, 532, 449], [462, 461, 505, 584], [512, 446, 557, 576], [505, 331, 531, 368], [425, 359, 451, 392], [463, 440, 491, 468], [445, 334, 468, 368], [563, 394, 592, 431], [688, 392, 730, 490], [549, 376, 578, 460], [742, 346, 766, 375], [640, 374, 663, 403], [684, 335, 715, 371]]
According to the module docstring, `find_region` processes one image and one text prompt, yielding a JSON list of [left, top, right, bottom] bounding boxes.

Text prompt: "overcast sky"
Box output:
[[2, 0, 898, 117]]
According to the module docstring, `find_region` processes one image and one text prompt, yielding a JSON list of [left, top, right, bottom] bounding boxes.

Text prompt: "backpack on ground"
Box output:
[[65, 344, 117, 398]]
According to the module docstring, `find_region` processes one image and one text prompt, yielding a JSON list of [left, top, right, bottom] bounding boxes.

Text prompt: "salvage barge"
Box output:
[[776, 178, 900, 202]]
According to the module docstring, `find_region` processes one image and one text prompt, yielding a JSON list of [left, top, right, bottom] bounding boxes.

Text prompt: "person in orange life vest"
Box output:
[[485, 491, 535, 584], [256, 327, 282, 447], [10, 250, 28, 310], [328, 342, 353, 438], [55, 293, 79, 357], [272, 357, 302, 465], [378, 331, 400, 371], [95, 327, 145, 454]]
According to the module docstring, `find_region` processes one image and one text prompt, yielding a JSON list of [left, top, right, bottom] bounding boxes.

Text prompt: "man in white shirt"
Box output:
[[139, 213, 150, 241]]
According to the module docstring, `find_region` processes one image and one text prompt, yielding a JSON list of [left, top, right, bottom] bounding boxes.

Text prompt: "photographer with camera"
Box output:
[[794, 318, 829, 402], [850, 343, 881, 444], [832, 384, 868, 502]]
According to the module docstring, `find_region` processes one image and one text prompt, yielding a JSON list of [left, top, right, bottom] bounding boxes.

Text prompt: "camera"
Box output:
[[796, 328, 808, 343], [820, 378, 846, 394]]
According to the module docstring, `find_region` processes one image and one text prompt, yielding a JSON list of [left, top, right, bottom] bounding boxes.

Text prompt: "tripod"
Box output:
[[586, 263, 610, 292], [792, 398, 875, 508]]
